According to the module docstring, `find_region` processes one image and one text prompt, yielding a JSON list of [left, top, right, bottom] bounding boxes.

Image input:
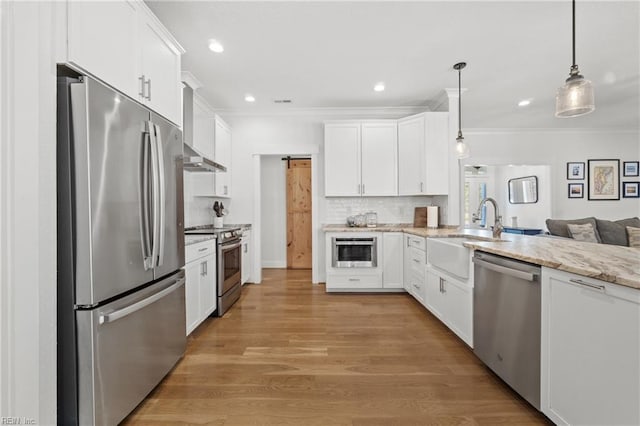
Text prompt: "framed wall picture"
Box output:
[[568, 183, 584, 198], [623, 161, 639, 177], [588, 159, 620, 200], [622, 182, 639, 198], [567, 162, 585, 180]]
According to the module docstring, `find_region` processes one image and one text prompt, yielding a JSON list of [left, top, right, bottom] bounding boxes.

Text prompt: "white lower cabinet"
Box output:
[[184, 240, 217, 335], [241, 230, 252, 285], [402, 234, 427, 304], [382, 233, 403, 289], [425, 266, 473, 347], [541, 268, 640, 426]]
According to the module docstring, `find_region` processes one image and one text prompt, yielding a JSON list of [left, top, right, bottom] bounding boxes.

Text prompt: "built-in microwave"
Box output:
[[331, 237, 377, 268]]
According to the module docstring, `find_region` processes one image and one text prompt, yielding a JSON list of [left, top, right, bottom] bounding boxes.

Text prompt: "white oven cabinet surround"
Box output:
[[398, 112, 449, 196], [541, 268, 640, 426], [325, 232, 404, 292], [65, 0, 184, 126], [241, 229, 252, 284], [324, 121, 398, 197], [403, 234, 427, 305], [184, 240, 217, 335]]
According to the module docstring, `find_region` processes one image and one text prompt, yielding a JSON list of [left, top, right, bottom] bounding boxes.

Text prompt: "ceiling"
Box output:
[[147, 1, 640, 129]]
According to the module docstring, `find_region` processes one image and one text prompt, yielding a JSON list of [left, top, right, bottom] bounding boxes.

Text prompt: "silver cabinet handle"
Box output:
[[244, 243, 248, 253], [569, 278, 605, 292], [138, 74, 145, 98], [145, 78, 151, 101], [362, 184, 365, 194], [348, 278, 360, 282], [201, 261, 207, 276], [198, 247, 208, 252], [472, 257, 536, 282], [99, 279, 184, 324], [420, 182, 424, 192], [412, 259, 420, 264], [224, 185, 228, 195], [357, 184, 361, 194]]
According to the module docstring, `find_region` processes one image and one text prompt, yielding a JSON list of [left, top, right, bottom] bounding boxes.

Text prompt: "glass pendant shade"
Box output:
[[456, 135, 470, 159], [555, 72, 595, 118]]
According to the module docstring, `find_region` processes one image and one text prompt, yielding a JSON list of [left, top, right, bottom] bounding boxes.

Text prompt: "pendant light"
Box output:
[[453, 62, 470, 159], [555, 0, 595, 117]]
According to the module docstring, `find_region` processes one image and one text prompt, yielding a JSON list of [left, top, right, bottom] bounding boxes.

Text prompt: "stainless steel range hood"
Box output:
[[183, 143, 227, 173], [182, 83, 226, 173]]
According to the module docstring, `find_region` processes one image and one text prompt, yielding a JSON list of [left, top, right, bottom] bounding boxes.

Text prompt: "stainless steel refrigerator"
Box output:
[[57, 75, 186, 425]]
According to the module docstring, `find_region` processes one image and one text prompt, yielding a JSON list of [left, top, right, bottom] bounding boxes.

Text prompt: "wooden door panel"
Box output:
[[287, 160, 312, 269]]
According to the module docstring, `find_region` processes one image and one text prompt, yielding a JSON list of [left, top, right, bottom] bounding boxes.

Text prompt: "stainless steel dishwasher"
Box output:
[[473, 251, 542, 410]]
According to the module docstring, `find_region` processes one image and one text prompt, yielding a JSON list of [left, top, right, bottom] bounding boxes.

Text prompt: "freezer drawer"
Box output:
[[76, 271, 186, 425]]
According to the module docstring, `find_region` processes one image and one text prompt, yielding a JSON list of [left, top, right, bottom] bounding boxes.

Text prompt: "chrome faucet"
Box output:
[[472, 197, 503, 239]]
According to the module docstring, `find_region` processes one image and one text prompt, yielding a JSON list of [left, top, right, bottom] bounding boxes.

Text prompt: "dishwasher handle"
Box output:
[[473, 257, 537, 282]]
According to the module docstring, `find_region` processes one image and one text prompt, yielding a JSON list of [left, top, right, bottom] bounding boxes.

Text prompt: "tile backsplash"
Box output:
[[324, 196, 448, 225]]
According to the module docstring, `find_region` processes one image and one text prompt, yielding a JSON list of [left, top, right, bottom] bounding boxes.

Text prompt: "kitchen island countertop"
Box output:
[[323, 224, 640, 289]]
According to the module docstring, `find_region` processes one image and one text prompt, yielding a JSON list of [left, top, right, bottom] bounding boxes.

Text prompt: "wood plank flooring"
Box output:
[[123, 269, 549, 425]]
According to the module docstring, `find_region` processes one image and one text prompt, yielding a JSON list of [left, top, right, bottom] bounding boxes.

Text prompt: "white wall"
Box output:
[[260, 156, 287, 267], [0, 2, 57, 423], [463, 130, 640, 222]]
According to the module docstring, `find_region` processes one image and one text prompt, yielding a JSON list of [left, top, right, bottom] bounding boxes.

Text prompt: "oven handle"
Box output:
[[334, 241, 376, 246], [220, 240, 242, 251]]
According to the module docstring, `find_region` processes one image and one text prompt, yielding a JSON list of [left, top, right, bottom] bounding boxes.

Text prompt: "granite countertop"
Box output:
[[185, 234, 217, 246], [323, 224, 640, 289]]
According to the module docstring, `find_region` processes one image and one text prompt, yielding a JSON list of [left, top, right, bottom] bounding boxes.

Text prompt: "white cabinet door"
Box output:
[[191, 105, 216, 196], [382, 233, 403, 289], [199, 254, 217, 318], [241, 230, 252, 284], [398, 115, 426, 195], [184, 261, 201, 335], [138, 11, 182, 125], [324, 123, 361, 196], [67, 0, 139, 99], [214, 118, 232, 197], [542, 269, 640, 426], [425, 268, 446, 320], [424, 113, 449, 195], [402, 234, 412, 292], [442, 276, 473, 346], [361, 122, 397, 196]]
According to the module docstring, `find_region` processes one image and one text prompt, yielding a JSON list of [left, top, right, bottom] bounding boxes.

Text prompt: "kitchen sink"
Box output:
[[427, 238, 473, 280]]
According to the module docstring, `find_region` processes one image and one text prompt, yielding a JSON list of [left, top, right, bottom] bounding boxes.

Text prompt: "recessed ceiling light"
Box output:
[[208, 39, 224, 53], [518, 99, 532, 107], [374, 82, 385, 92], [245, 94, 255, 102]]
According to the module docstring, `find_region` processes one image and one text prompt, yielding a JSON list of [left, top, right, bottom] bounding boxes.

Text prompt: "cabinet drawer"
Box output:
[[327, 274, 382, 289], [185, 240, 215, 263], [406, 235, 426, 251]]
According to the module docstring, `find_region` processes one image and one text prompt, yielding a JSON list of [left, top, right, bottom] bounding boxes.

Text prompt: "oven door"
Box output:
[[218, 239, 242, 295], [332, 237, 378, 268]]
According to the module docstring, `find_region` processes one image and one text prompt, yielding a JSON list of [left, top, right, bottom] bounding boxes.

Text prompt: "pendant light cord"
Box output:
[[572, 0, 576, 66], [458, 67, 462, 133]]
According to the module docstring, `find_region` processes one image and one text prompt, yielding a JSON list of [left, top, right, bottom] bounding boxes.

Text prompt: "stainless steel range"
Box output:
[[185, 226, 242, 316]]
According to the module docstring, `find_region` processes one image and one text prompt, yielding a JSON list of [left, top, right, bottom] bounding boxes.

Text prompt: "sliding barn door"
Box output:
[[286, 159, 312, 269]]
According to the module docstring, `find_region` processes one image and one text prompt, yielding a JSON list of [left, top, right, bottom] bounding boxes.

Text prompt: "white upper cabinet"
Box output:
[[324, 122, 361, 197], [361, 122, 398, 196], [397, 112, 449, 195], [190, 100, 216, 197], [66, 0, 183, 126], [67, 1, 139, 98], [324, 121, 397, 197], [138, 9, 182, 125], [214, 117, 232, 197]]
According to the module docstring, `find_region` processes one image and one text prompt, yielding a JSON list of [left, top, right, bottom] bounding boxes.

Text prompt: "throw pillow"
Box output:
[[546, 217, 601, 242], [627, 226, 640, 248], [596, 217, 640, 246], [567, 223, 600, 243]]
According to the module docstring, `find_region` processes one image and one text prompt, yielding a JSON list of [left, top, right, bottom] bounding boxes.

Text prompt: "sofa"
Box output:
[[545, 216, 640, 247]]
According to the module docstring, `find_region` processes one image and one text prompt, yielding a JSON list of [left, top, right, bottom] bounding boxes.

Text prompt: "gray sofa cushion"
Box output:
[[567, 223, 599, 243], [596, 217, 640, 246], [546, 217, 601, 242]]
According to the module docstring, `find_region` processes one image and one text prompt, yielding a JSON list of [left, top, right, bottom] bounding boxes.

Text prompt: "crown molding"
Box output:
[[181, 71, 202, 90], [466, 127, 639, 135], [214, 105, 430, 118]]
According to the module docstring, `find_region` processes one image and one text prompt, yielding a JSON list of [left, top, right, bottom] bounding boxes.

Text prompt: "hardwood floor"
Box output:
[[123, 269, 549, 425]]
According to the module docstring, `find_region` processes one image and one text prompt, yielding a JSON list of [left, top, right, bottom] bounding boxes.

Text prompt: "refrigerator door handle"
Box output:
[[98, 278, 185, 324], [140, 128, 153, 270], [148, 121, 161, 268], [154, 123, 166, 267]]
